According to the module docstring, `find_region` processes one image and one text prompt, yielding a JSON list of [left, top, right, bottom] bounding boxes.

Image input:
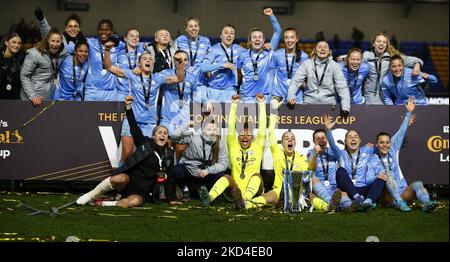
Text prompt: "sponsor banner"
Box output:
[[0, 100, 124, 182], [427, 97, 449, 105], [0, 101, 448, 184]]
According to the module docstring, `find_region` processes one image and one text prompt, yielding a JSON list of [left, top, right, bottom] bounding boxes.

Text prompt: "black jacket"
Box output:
[[0, 51, 25, 99], [113, 107, 174, 179]]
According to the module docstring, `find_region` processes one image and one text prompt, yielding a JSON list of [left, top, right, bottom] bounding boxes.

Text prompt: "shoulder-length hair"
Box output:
[[35, 27, 63, 54]]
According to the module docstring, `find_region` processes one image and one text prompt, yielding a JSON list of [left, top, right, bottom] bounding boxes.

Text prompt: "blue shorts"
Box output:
[[84, 86, 118, 101], [193, 84, 208, 104], [207, 87, 236, 103], [121, 118, 156, 137]]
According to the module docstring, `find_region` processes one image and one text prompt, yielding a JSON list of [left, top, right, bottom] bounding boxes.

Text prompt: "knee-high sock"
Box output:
[[243, 175, 262, 200], [76, 177, 114, 205], [313, 183, 332, 203], [386, 174, 402, 201], [412, 181, 430, 203], [208, 177, 229, 202], [340, 195, 352, 208], [312, 197, 328, 212], [245, 196, 267, 210]]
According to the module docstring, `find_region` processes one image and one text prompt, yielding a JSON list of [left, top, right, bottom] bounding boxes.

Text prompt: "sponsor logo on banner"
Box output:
[[0, 119, 25, 160], [427, 126, 449, 162]]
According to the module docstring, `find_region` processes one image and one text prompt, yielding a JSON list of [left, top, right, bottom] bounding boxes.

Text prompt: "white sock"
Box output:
[[76, 177, 114, 205], [101, 201, 118, 207]]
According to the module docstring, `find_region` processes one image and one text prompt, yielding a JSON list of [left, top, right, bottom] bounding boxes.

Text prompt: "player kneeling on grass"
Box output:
[[198, 94, 266, 209], [369, 98, 438, 212], [76, 96, 177, 208]]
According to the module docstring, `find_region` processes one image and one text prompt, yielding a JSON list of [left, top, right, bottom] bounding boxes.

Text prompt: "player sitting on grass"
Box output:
[[76, 96, 177, 208], [198, 94, 266, 210], [369, 98, 438, 212]]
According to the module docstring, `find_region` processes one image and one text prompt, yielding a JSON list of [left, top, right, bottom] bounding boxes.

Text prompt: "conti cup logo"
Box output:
[[0, 120, 24, 159], [0, 130, 24, 144], [427, 136, 449, 153], [427, 126, 449, 162]]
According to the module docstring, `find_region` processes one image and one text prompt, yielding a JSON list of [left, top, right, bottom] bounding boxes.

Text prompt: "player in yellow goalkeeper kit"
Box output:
[[245, 98, 311, 209], [198, 93, 267, 210]]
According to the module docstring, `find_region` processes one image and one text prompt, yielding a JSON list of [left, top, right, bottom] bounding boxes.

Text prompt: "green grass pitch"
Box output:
[[0, 192, 448, 242]]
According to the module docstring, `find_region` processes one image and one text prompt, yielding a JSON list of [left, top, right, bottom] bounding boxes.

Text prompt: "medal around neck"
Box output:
[[101, 69, 107, 75], [6, 84, 12, 91]]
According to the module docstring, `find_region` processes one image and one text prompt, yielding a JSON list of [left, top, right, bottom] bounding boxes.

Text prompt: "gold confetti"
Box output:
[[0, 238, 25, 241], [234, 214, 249, 217], [97, 213, 132, 217], [2, 199, 17, 202], [158, 215, 178, 219], [0, 233, 18, 236], [163, 210, 174, 213], [133, 207, 153, 210], [88, 239, 113, 242], [6, 208, 13, 211]]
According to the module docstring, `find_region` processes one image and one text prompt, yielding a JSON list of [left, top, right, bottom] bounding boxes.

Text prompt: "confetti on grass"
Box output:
[[133, 207, 153, 210], [158, 215, 178, 219], [168, 207, 189, 211], [97, 213, 132, 217], [2, 199, 18, 202]]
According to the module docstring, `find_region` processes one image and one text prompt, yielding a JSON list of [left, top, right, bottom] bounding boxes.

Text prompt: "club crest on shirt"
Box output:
[[358, 74, 363, 80]]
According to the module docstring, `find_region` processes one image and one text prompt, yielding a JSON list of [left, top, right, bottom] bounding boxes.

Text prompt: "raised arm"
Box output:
[[104, 42, 125, 78], [264, 8, 282, 52], [255, 94, 267, 147], [124, 96, 145, 147], [34, 7, 50, 39], [226, 95, 240, 146], [268, 98, 282, 154], [323, 115, 342, 159], [391, 99, 415, 152]]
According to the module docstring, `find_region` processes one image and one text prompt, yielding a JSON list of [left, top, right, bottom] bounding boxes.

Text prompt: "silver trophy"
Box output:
[[385, 170, 399, 199], [283, 170, 312, 212]]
